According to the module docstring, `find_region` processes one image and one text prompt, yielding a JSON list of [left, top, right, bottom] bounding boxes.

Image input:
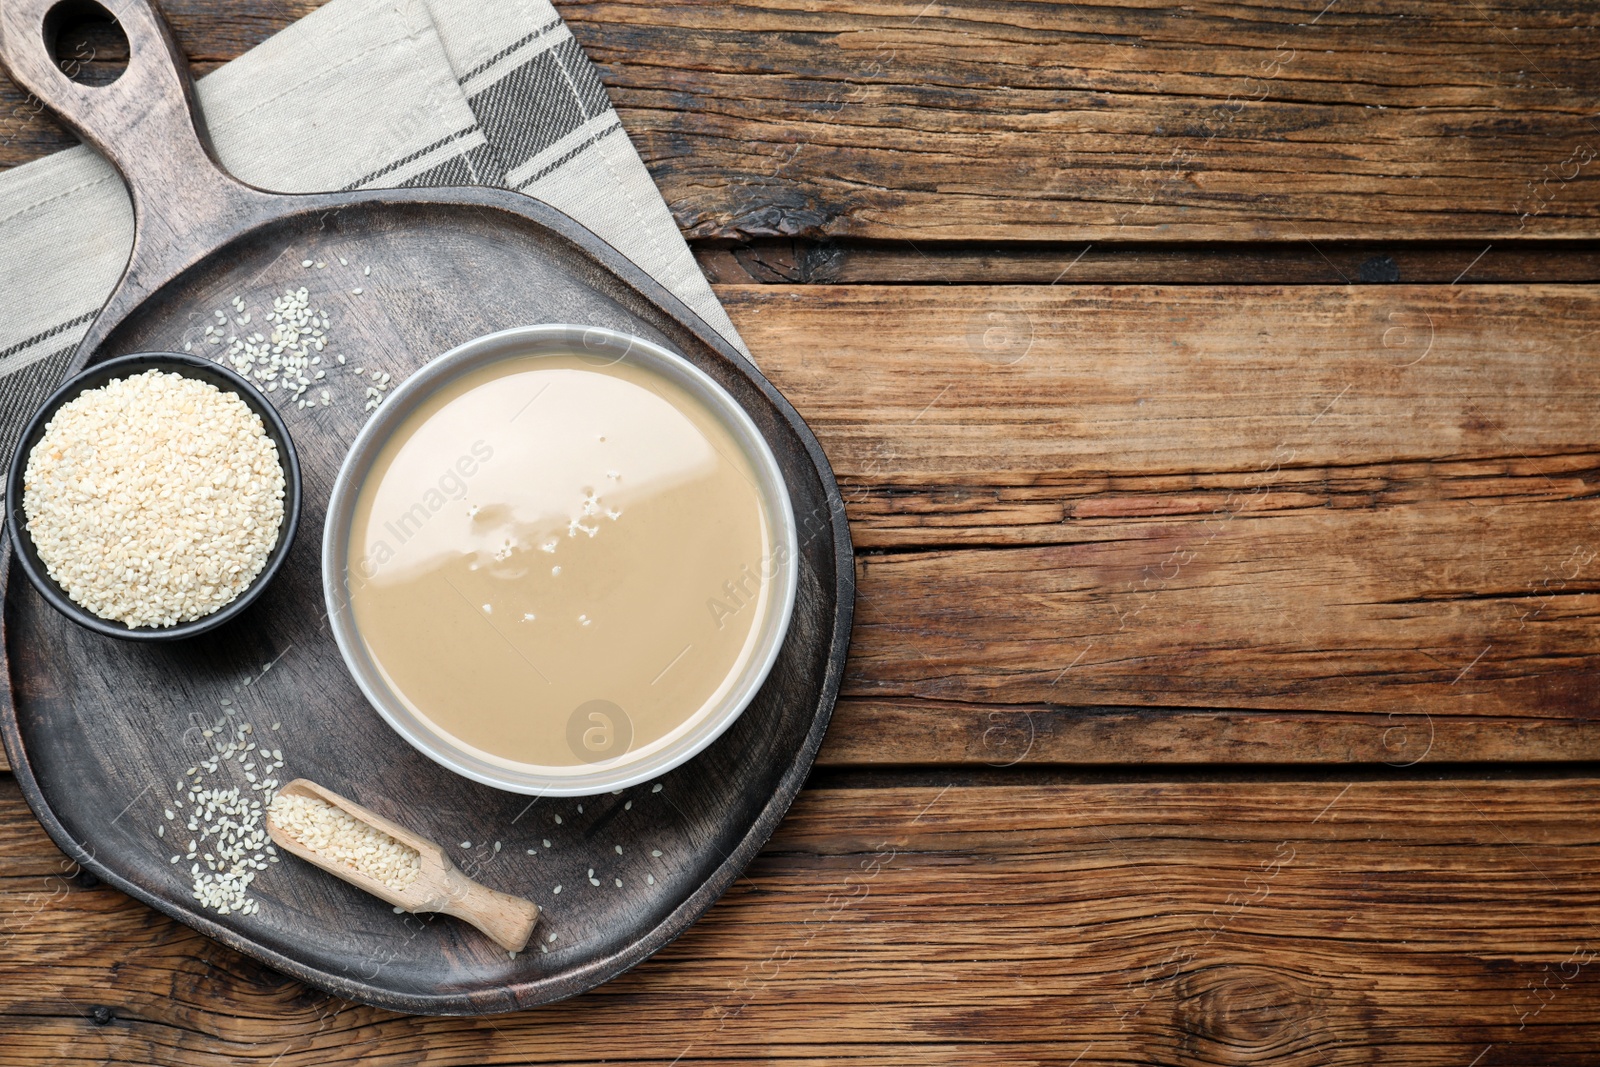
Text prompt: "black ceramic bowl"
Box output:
[[4, 351, 302, 641]]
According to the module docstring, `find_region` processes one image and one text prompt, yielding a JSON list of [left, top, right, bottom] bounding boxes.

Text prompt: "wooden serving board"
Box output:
[[0, 0, 851, 1015]]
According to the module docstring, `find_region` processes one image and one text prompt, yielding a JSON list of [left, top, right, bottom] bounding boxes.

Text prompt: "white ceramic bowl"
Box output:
[[323, 325, 798, 796]]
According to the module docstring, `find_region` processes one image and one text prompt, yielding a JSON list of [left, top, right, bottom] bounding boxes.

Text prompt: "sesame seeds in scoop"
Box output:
[[21, 369, 286, 629]]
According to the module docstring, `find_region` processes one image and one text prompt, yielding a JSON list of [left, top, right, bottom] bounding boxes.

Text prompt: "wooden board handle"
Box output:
[[435, 869, 542, 953], [0, 0, 271, 314]]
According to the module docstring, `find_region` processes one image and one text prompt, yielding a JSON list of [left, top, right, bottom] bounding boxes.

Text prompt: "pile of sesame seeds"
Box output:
[[268, 793, 422, 893], [22, 369, 286, 628], [182, 257, 392, 414], [162, 711, 286, 916]]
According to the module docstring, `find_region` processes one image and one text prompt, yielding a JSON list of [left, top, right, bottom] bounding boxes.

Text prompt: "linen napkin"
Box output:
[[0, 0, 744, 469]]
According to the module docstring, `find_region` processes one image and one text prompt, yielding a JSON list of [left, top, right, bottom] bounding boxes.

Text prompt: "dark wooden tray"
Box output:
[[0, 0, 851, 1015]]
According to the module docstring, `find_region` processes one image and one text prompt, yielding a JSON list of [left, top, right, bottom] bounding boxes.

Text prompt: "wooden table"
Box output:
[[3, 1, 1600, 1062]]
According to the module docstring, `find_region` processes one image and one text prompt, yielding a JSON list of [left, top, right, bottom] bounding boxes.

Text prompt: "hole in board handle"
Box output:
[[43, 0, 129, 88]]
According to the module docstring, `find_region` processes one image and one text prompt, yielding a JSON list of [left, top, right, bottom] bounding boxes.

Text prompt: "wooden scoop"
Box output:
[[265, 779, 540, 952]]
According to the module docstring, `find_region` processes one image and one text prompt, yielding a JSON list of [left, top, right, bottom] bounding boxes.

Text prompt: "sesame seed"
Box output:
[[269, 793, 421, 893], [23, 373, 287, 627]]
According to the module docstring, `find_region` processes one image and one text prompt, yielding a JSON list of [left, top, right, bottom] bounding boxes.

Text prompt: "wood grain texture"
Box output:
[[4, 772, 1600, 1063], [695, 239, 1600, 287], [569, 0, 1600, 243], [712, 282, 1600, 765], [6, 1, 1600, 243]]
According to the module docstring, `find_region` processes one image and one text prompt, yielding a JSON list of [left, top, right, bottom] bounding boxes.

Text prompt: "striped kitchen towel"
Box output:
[[0, 0, 743, 468]]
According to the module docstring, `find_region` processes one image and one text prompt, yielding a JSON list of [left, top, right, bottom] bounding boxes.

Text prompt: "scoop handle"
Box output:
[[0, 0, 269, 311], [436, 868, 542, 953]]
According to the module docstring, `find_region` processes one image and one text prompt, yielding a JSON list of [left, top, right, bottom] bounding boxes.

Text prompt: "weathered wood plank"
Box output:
[[4, 773, 1599, 1062], [569, 0, 1600, 243], [696, 240, 1600, 287], [723, 282, 1600, 764], [817, 699, 1600, 768], [5, 2, 1600, 243], [729, 282, 1600, 479]]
